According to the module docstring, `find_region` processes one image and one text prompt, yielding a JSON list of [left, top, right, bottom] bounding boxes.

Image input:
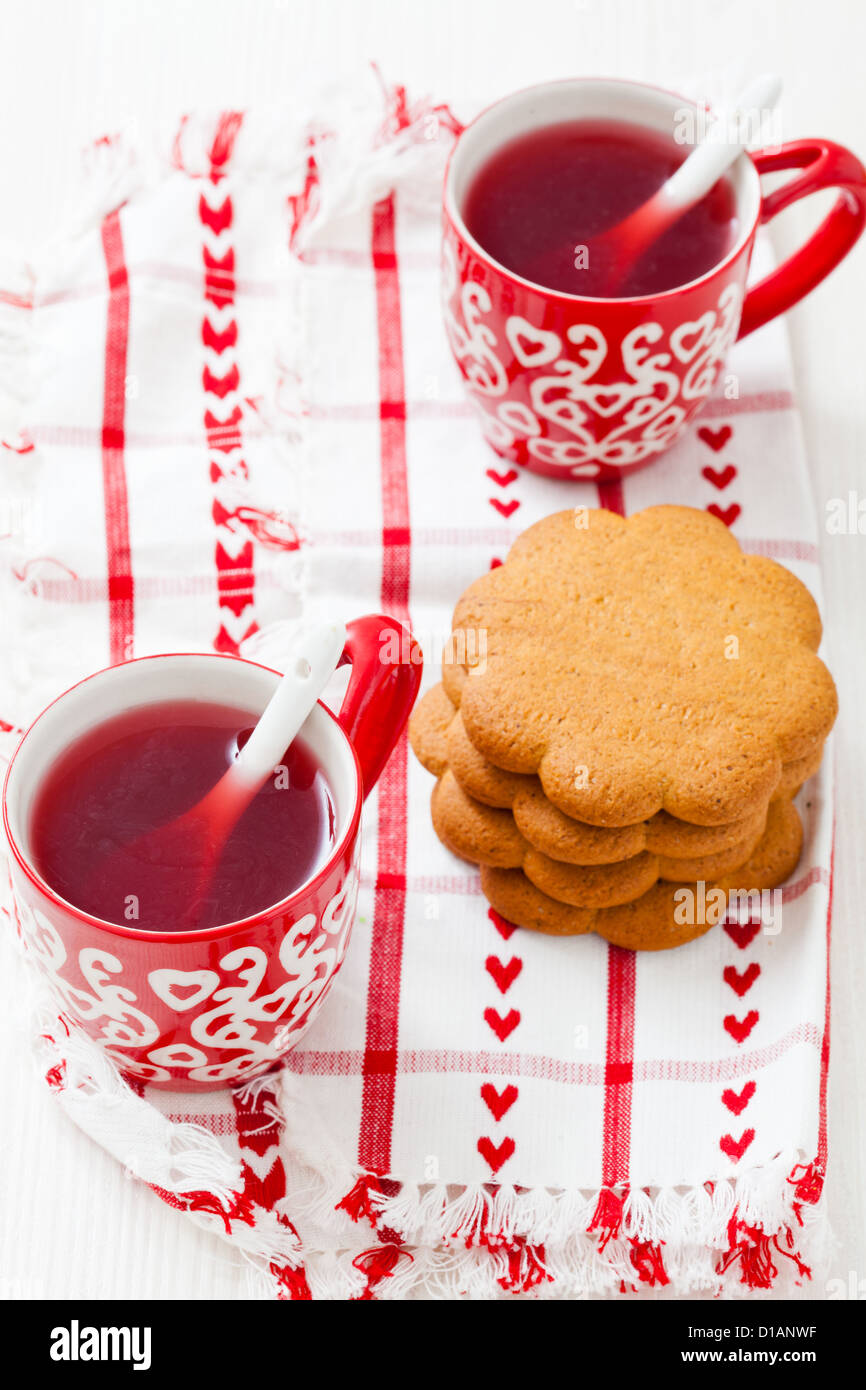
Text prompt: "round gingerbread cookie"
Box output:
[[774, 742, 824, 799], [445, 702, 533, 809], [512, 783, 646, 863], [408, 684, 454, 778], [480, 799, 803, 950], [431, 768, 772, 910], [447, 507, 836, 827], [413, 683, 822, 861], [431, 772, 525, 868]]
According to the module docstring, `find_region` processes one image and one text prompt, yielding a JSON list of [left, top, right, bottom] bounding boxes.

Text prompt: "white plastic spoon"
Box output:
[[193, 619, 345, 829], [104, 620, 346, 928], [596, 74, 783, 291]]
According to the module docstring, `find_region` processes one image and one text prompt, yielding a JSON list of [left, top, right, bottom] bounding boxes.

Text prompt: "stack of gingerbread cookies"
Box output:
[[410, 506, 837, 951]]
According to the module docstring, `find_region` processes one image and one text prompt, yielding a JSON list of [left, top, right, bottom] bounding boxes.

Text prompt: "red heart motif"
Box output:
[[199, 194, 233, 237], [506, 318, 561, 367], [488, 908, 517, 940], [485, 955, 522, 994], [170, 983, 205, 1002], [486, 467, 519, 488], [723, 962, 761, 997], [701, 464, 737, 490], [203, 363, 240, 400], [722, 1081, 756, 1116], [591, 389, 627, 415], [202, 317, 238, 354], [489, 497, 521, 520], [724, 919, 761, 950], [719, 1129, 755, 1163], [477, 1135, 516, 1174], [724, 1010, 759, 1043], [707, 502, 741, 528], [484, 1007, 521, 1042], [149, 968, 219, 1012], [698, 424, 732, 452], [481, 1083, 518, 1121], [490, 557, 503, 570]]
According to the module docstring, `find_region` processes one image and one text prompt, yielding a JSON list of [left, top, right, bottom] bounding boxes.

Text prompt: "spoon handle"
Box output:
[[233, 621, 347, 789], [658, 74, 782, 215]]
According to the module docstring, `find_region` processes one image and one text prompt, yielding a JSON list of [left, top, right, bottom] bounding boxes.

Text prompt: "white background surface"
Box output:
[[0, 0, 863, 1300]]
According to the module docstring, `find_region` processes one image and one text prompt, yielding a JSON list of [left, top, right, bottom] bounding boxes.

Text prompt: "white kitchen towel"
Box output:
[[0, 72, 834, 1298]]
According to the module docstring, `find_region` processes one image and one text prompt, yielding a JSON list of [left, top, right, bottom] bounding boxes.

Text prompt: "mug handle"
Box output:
[[337, 614, 422, 801], [737, 138, 866, 339]]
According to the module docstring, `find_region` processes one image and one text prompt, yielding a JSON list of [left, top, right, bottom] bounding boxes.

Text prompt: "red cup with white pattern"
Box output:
[[442, 77, 866, 481], [2, 615, 421, 1090]]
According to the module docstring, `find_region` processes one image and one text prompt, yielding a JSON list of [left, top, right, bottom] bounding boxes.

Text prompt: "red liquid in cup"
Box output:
[[463, 118, 739, 297], [30, 701, 336, 933]]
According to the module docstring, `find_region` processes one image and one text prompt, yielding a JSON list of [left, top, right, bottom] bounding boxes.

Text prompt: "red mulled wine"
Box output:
[[463, 117, 738, 297], [30, 701, 336, 932]]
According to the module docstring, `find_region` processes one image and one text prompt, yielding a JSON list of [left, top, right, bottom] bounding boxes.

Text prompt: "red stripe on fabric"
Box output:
[[307, 391, 795, 421], [699, 390, 794, 418], [315, 389, 791, 419], [370, 863, 831, 905], [165, 1112, 236, 1134], [592, 479, 635, 1192], [595, 478, 625, 515], [298, 246, 440, 270], [25, 519, 822, 576], [779, 864, 832, 903], [99, 211, 135, 664], [31, 266, 278, 307], [816, 820, 835, 1169], [201, 114, 257, 657], [600, 947, 636, 1187], [273, 1020, 822, 1082], [21, 383, 795, 422], [740, 537, 821, 565], [361, 871, 481, 896], [357, 193, 411, 1176]]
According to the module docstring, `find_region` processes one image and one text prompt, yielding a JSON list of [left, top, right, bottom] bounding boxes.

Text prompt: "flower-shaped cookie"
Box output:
[[444, 506, 837, 827]]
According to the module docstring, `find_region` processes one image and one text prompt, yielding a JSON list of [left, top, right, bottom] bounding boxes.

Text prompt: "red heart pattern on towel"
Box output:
[[477, 1135, 516, 1174], [481, 1083, 519, 1122], [484, 1007, 521, 1042], [723, 919, 762, 950], [722, 1081, 756, 1116], [723, 963, 761, 997], [719, 1129, 755, 1162], [698, 424, 732, 452], [702, 463, 737, 490], [485, 955, 522, 994], [724, 1010, 760, 1043], [486, 467, 519, 487], [489, 497, 521, 520], [707, 502, 741, 527]]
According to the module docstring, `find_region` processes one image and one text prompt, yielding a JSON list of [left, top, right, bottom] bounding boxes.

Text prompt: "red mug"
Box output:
[[442, 77, 866, 480], [2, 615, 421, 1090]]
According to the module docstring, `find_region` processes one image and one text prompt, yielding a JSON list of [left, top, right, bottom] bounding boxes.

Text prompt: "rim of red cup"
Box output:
[[2, 652, 364, 946], [443, 74, 763, 306]]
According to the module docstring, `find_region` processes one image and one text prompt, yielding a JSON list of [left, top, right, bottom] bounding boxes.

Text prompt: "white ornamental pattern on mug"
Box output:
[[444, 246, 742, 470], [15, 869, 359, 1085], [14, 892, 168, 1080], [177, 872, 359, 1084], [441, 239, 509, 398]]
